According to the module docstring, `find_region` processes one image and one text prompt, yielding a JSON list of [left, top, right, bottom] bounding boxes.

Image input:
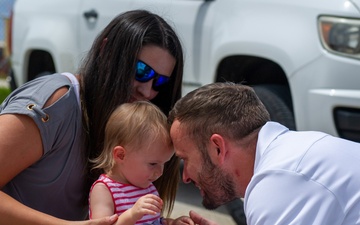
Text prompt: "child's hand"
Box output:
[[129, 194, 163, 221]]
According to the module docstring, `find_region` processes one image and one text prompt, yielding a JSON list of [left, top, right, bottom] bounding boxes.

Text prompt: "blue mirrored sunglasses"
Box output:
[[135, 60, 171, 92]]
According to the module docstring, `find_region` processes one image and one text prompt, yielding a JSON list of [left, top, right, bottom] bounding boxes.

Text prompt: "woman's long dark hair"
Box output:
[[78, 10, 184, 215]]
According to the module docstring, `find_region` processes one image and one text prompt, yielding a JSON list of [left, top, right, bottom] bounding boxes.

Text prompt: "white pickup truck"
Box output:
[[7, 0, 360, 223], [8, 0, 360, 143]]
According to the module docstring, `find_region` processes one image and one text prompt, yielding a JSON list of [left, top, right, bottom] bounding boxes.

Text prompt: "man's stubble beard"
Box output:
[[198, 159, 237, 210]]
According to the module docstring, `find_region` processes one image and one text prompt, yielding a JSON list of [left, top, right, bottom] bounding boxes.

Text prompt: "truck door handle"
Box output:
[[83, 9, 98, 20]]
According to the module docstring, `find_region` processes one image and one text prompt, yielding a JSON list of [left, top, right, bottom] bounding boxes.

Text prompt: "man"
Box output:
[[169, 82, 360, 225]]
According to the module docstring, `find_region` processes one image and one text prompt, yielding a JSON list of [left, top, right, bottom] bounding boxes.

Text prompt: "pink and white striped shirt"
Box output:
[[89, 174, 162, 225]]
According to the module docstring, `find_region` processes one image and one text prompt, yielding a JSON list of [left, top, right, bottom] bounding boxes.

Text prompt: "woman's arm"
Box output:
[[0, 114, 43, 187], [0, 88, 118, 225], [0, 86, 69, 186], [0, 191, 117, 225]]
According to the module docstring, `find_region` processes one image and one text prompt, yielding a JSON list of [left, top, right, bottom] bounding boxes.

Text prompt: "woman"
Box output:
[[0, 10, 183, 224]]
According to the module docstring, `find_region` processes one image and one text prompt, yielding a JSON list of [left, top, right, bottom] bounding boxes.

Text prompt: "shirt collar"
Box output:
[[254, 122, 289, 172]]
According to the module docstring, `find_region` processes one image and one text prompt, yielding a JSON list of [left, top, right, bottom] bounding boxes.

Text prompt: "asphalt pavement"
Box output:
[[171, 181, 237, 224]]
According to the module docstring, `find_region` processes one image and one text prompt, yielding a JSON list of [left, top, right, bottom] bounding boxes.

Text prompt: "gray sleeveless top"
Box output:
[[0, 73, 87, 220]]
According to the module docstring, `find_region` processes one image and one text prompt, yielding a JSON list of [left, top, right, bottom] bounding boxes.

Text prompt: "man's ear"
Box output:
[[209, 134, 227, 165], [113, 146, 126, 161]]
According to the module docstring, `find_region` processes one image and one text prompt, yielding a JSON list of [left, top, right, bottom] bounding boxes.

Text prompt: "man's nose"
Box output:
[[182, 167, 191, 184]]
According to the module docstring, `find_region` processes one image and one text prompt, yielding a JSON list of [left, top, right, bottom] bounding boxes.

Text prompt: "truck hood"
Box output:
[[350, 0, 360, 12]]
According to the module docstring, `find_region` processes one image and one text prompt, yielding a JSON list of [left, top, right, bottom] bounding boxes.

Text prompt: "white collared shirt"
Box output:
[[245, 122, 360, 225]]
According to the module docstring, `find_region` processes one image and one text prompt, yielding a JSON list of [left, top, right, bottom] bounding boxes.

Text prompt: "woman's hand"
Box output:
[[83, 214, 118, 225]]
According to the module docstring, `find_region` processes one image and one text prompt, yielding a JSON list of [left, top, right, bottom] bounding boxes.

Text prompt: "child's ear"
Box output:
[[113, 146, 126, 161]]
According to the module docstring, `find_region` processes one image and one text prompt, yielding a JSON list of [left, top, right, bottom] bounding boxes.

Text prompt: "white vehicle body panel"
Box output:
[[10, 0, 360, 140]]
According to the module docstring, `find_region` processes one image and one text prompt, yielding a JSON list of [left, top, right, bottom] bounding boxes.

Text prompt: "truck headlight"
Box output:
[[319, 16, 360, 59]]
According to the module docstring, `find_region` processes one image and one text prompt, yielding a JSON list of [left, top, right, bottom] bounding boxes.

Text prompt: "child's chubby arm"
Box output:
[[163, 216, 195, 225], [90, 184, 163, 225], [115, 194, 163, 225], [89, 182, 116, 219]]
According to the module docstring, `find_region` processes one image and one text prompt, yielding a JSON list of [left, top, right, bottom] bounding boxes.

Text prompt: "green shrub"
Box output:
[[0, 87, 11, 103]]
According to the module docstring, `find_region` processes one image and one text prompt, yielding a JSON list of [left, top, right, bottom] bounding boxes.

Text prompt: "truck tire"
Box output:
[[225, 198, 247, 225], [252, 84, 296, 130]]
